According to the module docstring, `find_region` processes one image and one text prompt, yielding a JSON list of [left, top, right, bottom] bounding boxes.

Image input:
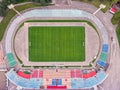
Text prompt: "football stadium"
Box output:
[[0, 0, 120, 90]]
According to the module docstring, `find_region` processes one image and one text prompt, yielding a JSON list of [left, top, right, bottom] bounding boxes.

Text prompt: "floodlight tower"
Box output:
[[93, 4, 106, 15], [7, 4, 22, 16]]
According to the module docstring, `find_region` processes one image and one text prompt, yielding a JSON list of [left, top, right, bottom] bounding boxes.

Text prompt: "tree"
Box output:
[[0, 0, 52, 16], [111, 11, 120, 25], [0, 0, 8, 16]]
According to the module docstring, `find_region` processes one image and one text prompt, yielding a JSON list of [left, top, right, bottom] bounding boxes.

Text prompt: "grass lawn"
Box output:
[[73, 0, 118, 12], [116, 26, 120, 46], [0, 3, 40, 41], [29, 26, 85, 62]]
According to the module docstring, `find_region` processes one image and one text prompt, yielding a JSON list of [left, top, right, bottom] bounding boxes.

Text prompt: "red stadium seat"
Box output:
[[17, 71, 31, 79], [71, 70, 82, 78], [47, 85, 67, 89], [83, 71, 96, 79], [31, 70, 43, 78]]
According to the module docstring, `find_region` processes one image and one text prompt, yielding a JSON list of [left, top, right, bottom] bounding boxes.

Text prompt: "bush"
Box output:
[[0, 3, 40, 41], [0, 0, 8, 16], [111, 11, 120, 25], [111, 10, 120, 45], [116, 25, 120, 45]]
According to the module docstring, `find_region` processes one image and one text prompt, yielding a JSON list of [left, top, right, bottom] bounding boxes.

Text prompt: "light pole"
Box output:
[[93, 86, 98, 90], [98, 85, 104, 90], [7, 4, 22, 16], [16, 86, 22, 90], [67, 0, 72, 6], [93, 4, 106, 15]]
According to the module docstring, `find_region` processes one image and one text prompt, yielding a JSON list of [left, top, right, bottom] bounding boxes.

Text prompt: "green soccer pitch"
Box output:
[[28, 26, 85, 62]]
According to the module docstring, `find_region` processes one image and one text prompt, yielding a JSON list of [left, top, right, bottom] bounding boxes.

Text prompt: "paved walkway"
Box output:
[[0, 72, 6, 90], [100, 11, 120, 90]]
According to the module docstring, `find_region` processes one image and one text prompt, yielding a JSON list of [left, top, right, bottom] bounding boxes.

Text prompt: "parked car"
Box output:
[[109, 1, 120, 14]]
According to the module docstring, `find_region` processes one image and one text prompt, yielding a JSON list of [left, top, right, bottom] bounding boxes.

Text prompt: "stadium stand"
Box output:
[[99, 52, 108, 62], [47, 79, 65, 89], [17, 71, 31, 79], [52, 79, 57, 86], [47, 85, 67, 89], [71, 70, 108, 89], [6, 53, 17, 67], [83, 71, 96, 79], [31, 69, 43, 78], [97, 61, 106, 68], [17, 70, 43, 79], [6, 69, 107, 89], [57, 79, 62, 85], [31, 70, 37, 78], [4, 9, 109, 89], [50, 79, 63, 86], [6, 69, 43, 89], [97, 44, 109, 68], [102, 44, 109, 53], [71, 69, 96, 78], [71, 69, 82, 78], [39, 70, 43, 78], [43, 69, 70, 79]]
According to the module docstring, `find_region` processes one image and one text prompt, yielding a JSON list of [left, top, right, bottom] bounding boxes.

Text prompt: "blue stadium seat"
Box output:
[[71, 71, 107, 89], [58, 79, 62, 85], [99, 52, 108, 62], [52, 79, 56, 86], [102, 44, 108, 53], [71, 78, 85, 89], [84, 77, 98, 88], [97, 60, 106, 68], [6, 69, 43, 89], [96, 71, 107, 82]]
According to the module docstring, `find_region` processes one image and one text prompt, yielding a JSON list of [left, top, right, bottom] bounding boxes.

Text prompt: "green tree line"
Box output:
[[0, 0, 51, 16], [112, 11, 120, 45]]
